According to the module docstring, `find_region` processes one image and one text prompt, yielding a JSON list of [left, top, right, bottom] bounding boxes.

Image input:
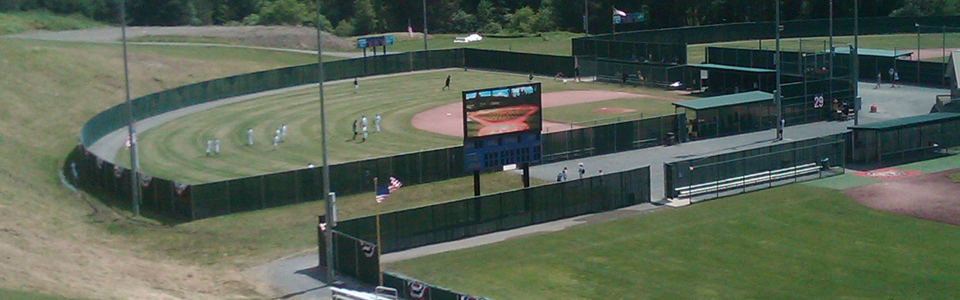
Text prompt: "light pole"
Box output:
[[917, 23, 921, 85], [317, 0, 335, 285], [120, 0, 140, 217], [828, 0, 833, 101], [584, 0, 589, 34], [853, 0, 859, 125], [775, 0, 782, 140], [423, 0, 428, 51]]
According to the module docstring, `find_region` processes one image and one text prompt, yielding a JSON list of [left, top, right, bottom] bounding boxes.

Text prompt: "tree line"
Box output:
[[2, 0, 957, 36]]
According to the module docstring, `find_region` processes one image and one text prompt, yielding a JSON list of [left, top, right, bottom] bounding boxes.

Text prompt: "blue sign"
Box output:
[[357, 35, 394, 49], [464, 132, 541, 171], [614, 12, 645, 25]]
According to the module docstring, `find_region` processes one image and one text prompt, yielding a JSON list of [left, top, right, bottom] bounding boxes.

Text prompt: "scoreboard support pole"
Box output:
[[473, 171, 481, 196], [522, 162, 531, 188]]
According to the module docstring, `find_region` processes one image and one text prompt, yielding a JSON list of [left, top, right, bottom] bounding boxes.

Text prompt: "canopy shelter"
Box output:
[[848, 112, 960, 166], [833, 47, 915, 85], [674, 91, 776, 140], [948, 50, 960, 99], [688, 64, 777, 95]]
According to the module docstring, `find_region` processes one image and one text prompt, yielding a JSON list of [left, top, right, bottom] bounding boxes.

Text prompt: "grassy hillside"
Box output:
[[0, 38, 316, 299], [0, 10, 103, 35], [388, 184, 960, 299]]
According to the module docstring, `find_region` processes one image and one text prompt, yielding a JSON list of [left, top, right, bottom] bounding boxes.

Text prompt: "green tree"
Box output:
[[450, 9, 478, 33], [532, 0, 555, 32], [351, 0, 377, 35], [507, 6, 536, 33], [334, 19, 355, 36], [258, 0, 310, 25]]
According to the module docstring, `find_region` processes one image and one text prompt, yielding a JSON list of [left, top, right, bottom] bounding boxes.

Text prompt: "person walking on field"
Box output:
[[875, 72, 882, 89], [574, 65, 581, 82], [578, 163, 586, 179], [214, 138, 220, 155], [205, 139, 213, 156], [443, 75, 451, 91], [280, 124, 287, 142], [352, 119, 359, 140], [361, 124, 368, 143], [247, 128, 254, 146], [354, 78, 359, 93], [375, 114, 382, 132], [893, 70, 900, 88], [272, 133, 280, 150]]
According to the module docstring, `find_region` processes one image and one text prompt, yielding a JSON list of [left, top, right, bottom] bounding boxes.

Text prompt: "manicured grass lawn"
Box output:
[[119, 71, 682, 183], [381, 32, 584, 56], [544, 97, 680, 125], [387, 184, 960, 300]]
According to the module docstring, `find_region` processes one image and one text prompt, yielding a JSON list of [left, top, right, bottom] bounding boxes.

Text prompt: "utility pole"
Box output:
[[120, 0, 140, 217], [584, 0, 589, 34], [423, 0, 428, 51], [775, 0, 782, 140], [853, 0, 860, 125], [828, 0, 833, 102], [317, 0, 335, 285]]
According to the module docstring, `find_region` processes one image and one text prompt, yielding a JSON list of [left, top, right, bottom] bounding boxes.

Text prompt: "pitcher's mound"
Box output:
[[845, 169, 960, 226]]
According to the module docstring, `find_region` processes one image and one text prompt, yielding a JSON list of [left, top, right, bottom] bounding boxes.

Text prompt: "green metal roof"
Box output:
[[849, 113, 960, 131], [831, 48, 914, 58], [688, 63, 776, 73], [673, 91, 774, 110]]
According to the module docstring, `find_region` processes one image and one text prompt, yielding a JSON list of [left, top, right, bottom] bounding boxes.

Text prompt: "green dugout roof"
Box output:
[[849, 113, 960, 131], [688, 63, 776, 73], [831, 48, 914, 58], [673, 91, 774, 110]]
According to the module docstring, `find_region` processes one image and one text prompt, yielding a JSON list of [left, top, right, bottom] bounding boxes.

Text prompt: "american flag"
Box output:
[[613, 7, 627, 17], [376, 177, 403, 203]]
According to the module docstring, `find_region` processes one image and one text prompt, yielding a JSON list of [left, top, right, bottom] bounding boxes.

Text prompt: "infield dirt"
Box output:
[[845, 168, 960, 226]]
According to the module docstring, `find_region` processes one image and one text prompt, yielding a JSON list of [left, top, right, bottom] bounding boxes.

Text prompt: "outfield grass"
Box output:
[[0, 10, 103, 35], [387, 184, 960, 299], [544, 97, 680, 126], [118, 70, 682, 183]]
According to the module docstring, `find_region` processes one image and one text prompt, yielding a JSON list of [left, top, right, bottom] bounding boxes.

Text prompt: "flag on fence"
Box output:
[[613, 7, 627, 17], [375, 177, 403, 203], [408, 19, 414, 37]]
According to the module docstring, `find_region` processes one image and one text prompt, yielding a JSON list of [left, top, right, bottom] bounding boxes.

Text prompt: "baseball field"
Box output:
[[113, 70, 684, 183], [5, 10, 960, 299]]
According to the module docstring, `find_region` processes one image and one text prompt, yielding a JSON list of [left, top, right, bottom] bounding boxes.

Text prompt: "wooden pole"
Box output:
[[374, 177, 383, 286]]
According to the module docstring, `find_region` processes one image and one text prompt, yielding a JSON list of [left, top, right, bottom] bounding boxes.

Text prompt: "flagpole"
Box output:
[[374, 177, 383, 286], [611, 5, 616, 35]]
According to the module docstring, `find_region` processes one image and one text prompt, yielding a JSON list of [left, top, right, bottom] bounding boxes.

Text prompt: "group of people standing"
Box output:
[[876, 67, 901, 89], [205, 123, 290, 156], [352, 114, 382, 143], [557, 162, 595, 181]]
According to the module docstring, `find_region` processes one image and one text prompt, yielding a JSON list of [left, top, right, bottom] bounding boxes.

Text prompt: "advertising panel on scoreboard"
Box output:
[[462, 83, 542, 139]]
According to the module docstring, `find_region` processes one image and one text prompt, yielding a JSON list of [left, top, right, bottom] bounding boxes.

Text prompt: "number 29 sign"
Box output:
[[813, 94, 825, 108]]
